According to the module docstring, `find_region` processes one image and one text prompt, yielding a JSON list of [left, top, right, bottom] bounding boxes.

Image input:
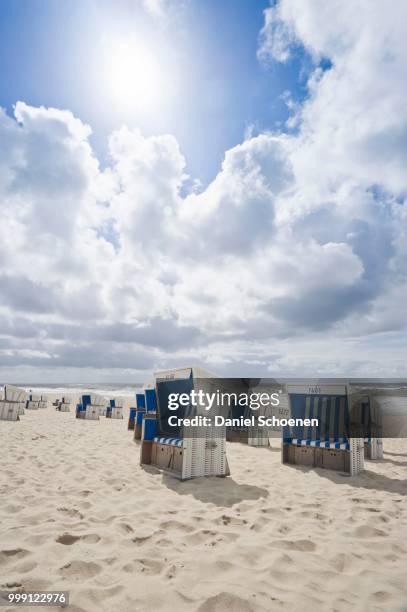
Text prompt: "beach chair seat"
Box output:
[[154, 436, 184, 447], [152, 435, 185, 473], [286, 437, 350, 450]]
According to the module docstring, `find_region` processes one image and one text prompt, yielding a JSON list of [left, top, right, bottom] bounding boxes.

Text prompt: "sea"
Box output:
[[1, 383, 143, 398]]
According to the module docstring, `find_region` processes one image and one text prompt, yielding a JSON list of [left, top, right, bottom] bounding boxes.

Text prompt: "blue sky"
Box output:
[[0, 0, 307, 185]]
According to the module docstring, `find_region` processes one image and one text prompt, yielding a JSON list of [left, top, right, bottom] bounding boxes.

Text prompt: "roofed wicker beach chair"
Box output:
[[26, 393, 41, 410], [140, 367, 230, 480], [38, 395, 48, 409], [133, 388, 152, 440], [282, 383, 364, 475], [226, 400, 252, 444], [226, 379, 287, 447], [128, 405, 137, 430], [106, 398, 124, 419], [76, 394, 105, 420], [0, 385, 27, 421], [56, 397, 71, 412], [349, 387, 384, 460]]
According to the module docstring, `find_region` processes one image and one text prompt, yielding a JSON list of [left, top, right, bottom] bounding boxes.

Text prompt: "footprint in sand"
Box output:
[[353, 525, 387, 538], [131, 534, 154, 545], [198, 592, 255, 612], [130, 558, 164, 575], [329, 552, 355, 573], [166, 562, 184, 579], [118, 523, 133, 534], [14, 560, 37, 573], [56, 533, 101, 545], [159, 520, 194, 534], [60, 560, 101, 580], [373, 591, 391, 602], [57, 507, 84, 520], [273, 539, 316, 552], [0, 549, 30, 566]]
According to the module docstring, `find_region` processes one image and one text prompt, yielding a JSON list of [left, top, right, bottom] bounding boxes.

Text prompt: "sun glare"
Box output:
[[105, 39, 162, 112]]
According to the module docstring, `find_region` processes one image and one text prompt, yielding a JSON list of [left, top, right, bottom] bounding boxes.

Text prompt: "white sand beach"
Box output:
[[1, 402, 407, 612]]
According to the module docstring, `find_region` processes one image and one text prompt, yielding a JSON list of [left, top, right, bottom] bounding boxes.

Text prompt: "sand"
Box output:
[[1, 401, 407, 612]]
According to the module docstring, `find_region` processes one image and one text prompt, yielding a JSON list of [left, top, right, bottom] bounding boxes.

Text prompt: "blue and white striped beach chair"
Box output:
[[282, 384, 364, 475], [133, 388, 154, 439], [140, 367, 230, 480], [106, 398, 123, 419], [128, 406, 137, 430], [76, 394, 105, 420]]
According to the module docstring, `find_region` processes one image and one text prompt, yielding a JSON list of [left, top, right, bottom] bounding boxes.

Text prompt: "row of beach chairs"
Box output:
[[0, 385, 50, 420], [129, 371, 386, 480], [26, 393, 48, 410], [75, 395, 124, 420]]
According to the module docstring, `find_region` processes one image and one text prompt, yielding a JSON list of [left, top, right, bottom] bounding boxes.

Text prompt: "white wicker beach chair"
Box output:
[[0, 385, 27, 421], [76, 394, 105, 420], [140, 367, 230, 480], [38, 395, 48, 409], [26, 392, 40, 410], [109, 398, 124, 419], [57, 397, 71, 412]]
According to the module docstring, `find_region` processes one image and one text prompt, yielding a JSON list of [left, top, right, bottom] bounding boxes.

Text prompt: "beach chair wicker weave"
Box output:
[[0, 385, 27, 421], [140, 368, 230, 480], [76, 394, 105, 420], [282, 384, 365, 475]]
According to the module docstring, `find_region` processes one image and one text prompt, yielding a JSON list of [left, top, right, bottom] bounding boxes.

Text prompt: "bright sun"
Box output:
[[105, 39, 161, 112]]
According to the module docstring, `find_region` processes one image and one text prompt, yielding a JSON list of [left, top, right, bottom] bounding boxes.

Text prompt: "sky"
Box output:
[[0, 0, 406, 382], [0, 0, 308, 185]]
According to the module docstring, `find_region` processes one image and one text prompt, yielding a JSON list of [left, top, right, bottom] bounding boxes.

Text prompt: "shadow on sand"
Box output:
[[160, 472, 268, 507], [287, 463, 407, 496], [377, 457, 407, 468]]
